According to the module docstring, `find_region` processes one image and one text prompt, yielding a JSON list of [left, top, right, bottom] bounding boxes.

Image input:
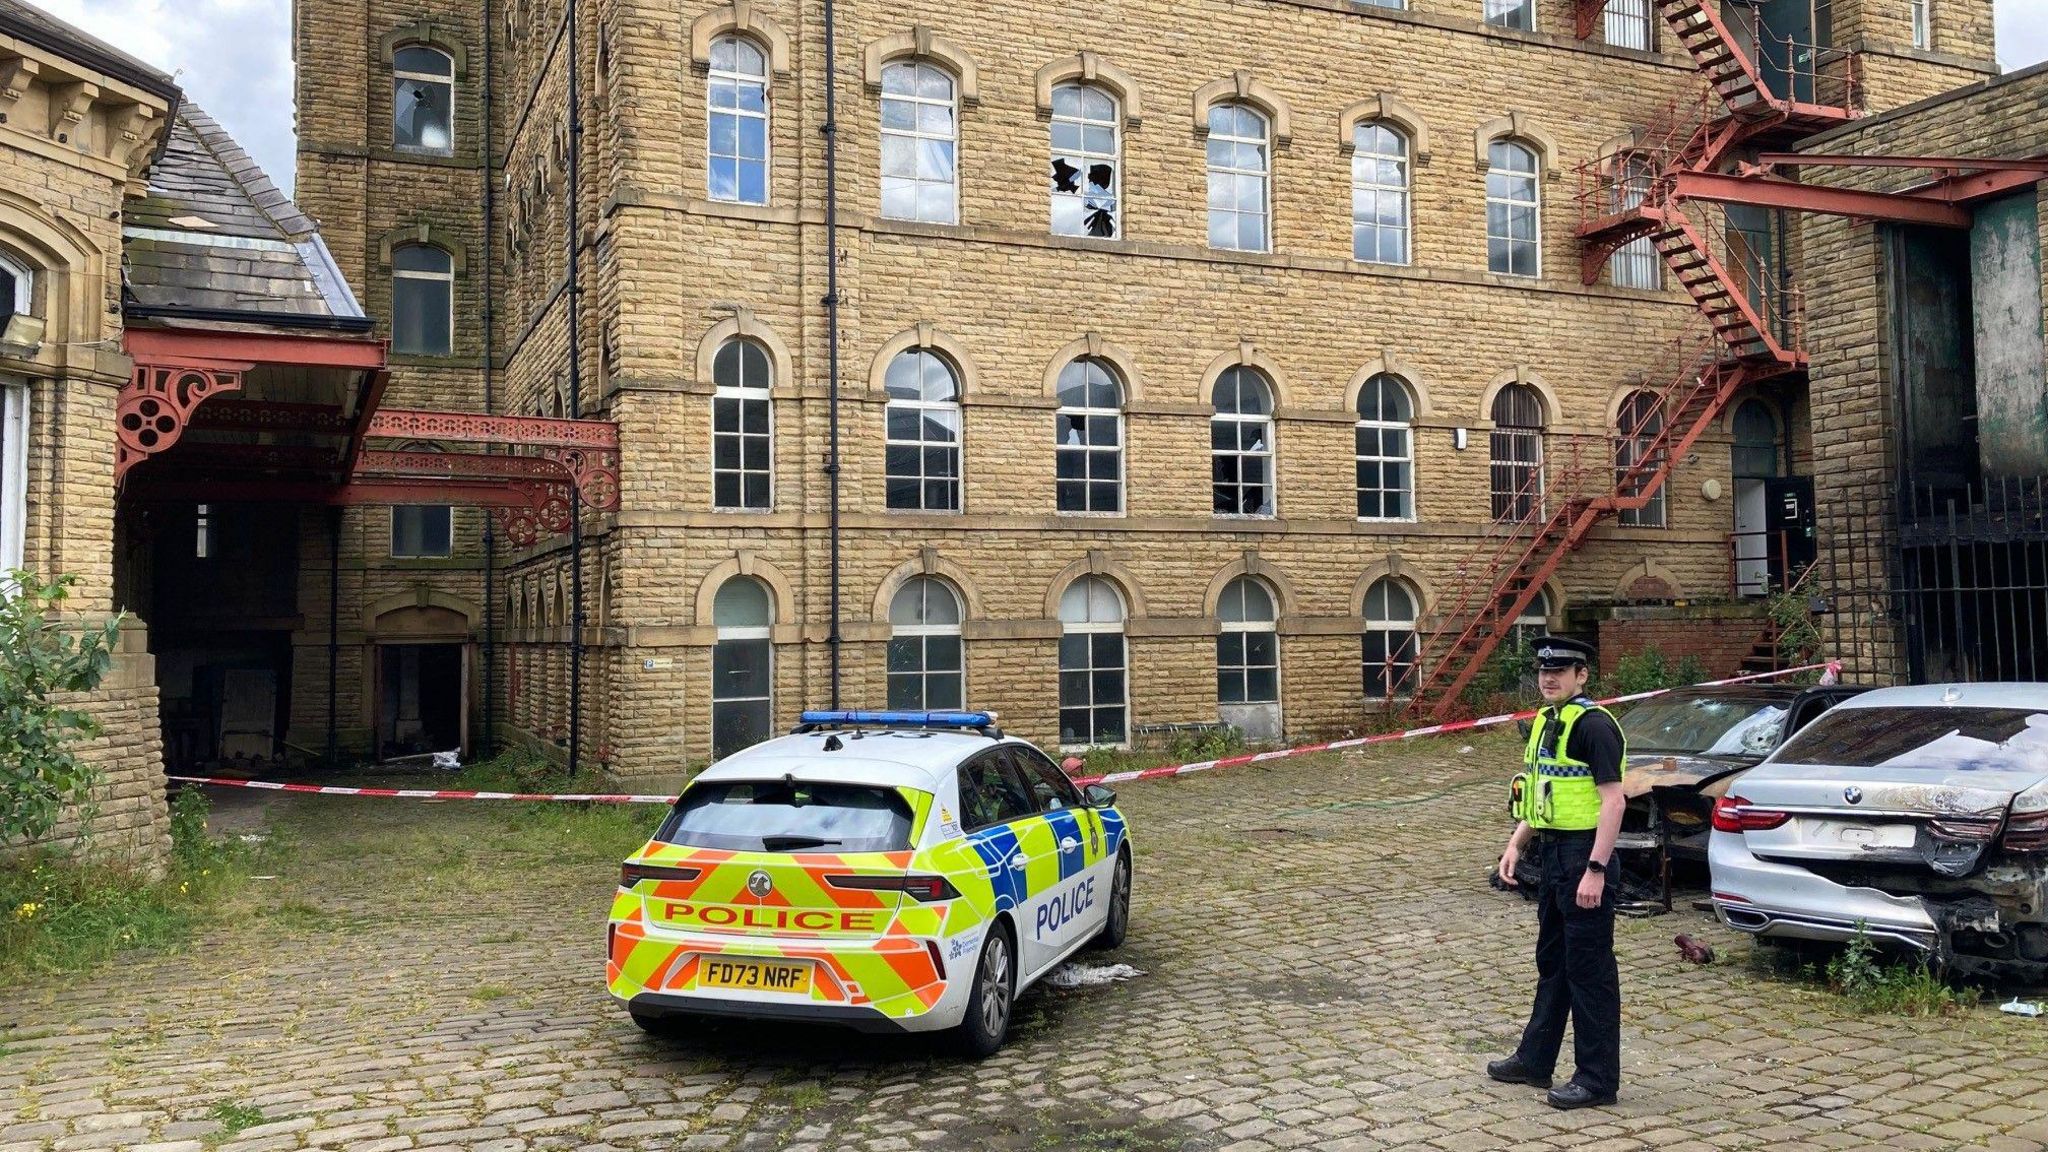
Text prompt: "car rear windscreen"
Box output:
[[1771, 706, 2048, 773], [655, 780, 916, 852], [1618, 696, 1788, 756]]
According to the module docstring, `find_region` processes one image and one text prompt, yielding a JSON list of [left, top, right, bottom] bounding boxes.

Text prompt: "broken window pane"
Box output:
[[1049, 82, 1120, 239], [392, 45, 455, 155]]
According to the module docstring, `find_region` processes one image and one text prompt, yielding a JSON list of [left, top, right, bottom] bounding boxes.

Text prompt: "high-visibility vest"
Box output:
[[1509, 698, 1625, 831]]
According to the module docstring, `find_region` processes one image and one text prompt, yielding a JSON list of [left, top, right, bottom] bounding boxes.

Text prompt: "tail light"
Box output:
[[620, 862, 702, 888], [2003, 810, 2048, 852], [825, 874, 962, 902], [1711, 795, 1791, 834]]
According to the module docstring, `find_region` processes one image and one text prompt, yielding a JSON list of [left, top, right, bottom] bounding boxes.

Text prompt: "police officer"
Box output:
[[1485, 635, 1626, 1110]]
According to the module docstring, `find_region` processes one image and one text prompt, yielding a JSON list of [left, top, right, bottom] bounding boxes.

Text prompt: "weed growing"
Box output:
[[0, 789, 263, 979], [1822, 929, 1975, 1017], [204, 1100, 268, 1141]]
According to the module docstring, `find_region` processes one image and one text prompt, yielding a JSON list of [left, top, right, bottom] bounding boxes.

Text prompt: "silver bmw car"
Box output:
[[1709, 683, 2048, 979]]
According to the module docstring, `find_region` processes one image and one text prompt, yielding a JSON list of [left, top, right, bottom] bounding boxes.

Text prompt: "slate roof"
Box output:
[[122, 103, 367, 329]]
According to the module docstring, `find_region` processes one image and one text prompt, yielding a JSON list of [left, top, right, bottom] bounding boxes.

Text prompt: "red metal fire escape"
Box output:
[[1412, 0, 1860, 718]]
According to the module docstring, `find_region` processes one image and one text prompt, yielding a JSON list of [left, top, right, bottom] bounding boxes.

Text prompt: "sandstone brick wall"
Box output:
[[292, 0, 1998, 771], [1592, 603, 1770, 679], [0, 32, 176, 860]]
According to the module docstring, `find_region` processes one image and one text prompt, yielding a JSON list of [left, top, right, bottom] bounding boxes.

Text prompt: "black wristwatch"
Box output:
[[1586, 857, 1608, 875]]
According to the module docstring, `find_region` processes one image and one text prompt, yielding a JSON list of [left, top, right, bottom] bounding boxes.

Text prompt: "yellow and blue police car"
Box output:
[[606, 710, 1133, 1056]]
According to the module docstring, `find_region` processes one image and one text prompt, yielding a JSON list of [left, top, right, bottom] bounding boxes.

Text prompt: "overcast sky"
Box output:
[[28, 0, 2048, 197]]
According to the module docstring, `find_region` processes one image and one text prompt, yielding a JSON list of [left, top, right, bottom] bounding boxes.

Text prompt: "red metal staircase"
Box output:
[[1411, 0, 1860, 719]]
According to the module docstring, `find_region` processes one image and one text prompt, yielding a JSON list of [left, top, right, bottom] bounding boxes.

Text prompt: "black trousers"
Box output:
[[1512, 832, 1622, 1095]]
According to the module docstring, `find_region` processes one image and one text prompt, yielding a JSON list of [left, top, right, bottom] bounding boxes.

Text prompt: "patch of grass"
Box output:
[[781, 1082, 828, 1112], [0, 789, 265, 979], [471, 985, 512, 1002], [205, 1100, 267, 1140]]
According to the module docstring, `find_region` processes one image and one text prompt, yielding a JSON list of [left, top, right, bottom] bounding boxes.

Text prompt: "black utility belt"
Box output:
[[1533, 828, 1596, 842]]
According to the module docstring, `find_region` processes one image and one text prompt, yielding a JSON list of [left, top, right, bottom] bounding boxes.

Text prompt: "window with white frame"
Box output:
[[712, 338, 773, 509], [1911, 0, 1930, 48], [392, 505, 453, 558], [880, 60, 958, 224], [707, 35, 769, 205], [393, 44, 455, 155], [1615, 389, 1667, 528], [883, 349, 962, 511], [887, 575, 964, 709], [1486, 140, 1541, 277], [0, 251, 30, 330], [1485, 0, 1535, 30], [1050, 83, 1120, 239], [1355, 373, 1415, 521], [712, 576, 775, 759], [1361, 577, 1419, 699], [1509, 586, 1552, 648], [1217, 576, 1279, 709], [1206, 102, 1270, 252], [1058, 575, 1127, 747], [1211, 366, 1275, 517], [1351, 122, 1410, 265], [0, 379, 26, 575], [1054, 357, 1123, 514], [1606, 0, 1652, 48], [391, 243, 453, 355], [1610, 155, 1660, 289], [1490, 382, 1545, 522]]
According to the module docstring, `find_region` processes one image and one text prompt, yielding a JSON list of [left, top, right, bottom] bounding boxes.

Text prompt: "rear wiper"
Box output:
[[760, 835, 841, 851]]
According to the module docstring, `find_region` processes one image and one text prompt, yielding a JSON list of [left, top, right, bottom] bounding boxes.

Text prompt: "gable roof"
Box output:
[[122, 103, 367, 330], [0, 0, 180, 104]]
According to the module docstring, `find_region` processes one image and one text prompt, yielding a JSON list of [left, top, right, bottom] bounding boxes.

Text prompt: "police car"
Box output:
[[606, 710, 1133, 1056]]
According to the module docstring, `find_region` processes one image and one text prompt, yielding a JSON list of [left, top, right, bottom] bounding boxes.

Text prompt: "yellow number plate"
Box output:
[[697, 957, 812, 994]]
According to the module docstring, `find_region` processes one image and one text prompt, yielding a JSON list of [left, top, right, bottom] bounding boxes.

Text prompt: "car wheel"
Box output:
[[628, 1008, 686, 1038], [954, 923, 1015, 1059], [1093, 849, 1132, 951]]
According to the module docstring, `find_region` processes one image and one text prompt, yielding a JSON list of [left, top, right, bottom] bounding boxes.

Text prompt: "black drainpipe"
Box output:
[[481, 0, 498, 759], [823, 0, 843, 707], [565, 0, 586, 771], [326, 506, 340, 764]]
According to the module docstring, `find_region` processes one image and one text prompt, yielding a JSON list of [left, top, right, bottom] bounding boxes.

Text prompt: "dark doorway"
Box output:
[[379, 644, 464, 758], [1763, 475, 1816, 592]]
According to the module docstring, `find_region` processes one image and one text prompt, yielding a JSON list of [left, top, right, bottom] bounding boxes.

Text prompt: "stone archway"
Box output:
[[367, 596, 477, 760]]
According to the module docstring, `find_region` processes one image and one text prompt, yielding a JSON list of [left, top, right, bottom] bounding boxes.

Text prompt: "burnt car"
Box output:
[[1614, 683, 1867, 863], [1711, 684, 2048, 979]]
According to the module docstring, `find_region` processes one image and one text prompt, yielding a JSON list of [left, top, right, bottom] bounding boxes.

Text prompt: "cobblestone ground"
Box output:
[[7, 735, 2048, 1152]]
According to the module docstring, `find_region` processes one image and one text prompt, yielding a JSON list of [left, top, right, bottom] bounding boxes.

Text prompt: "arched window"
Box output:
[[1486, 140, 1540, 277], [1355, 373, 1415, 521], [1361, 577, 1419, 699], [1732, 399, 1780, 478], [1217, 575, 1279, 712], [1055, 357, 1123, 514], [707, 35, 770, 205], [880, 60, 958, 224], [1050, 83, 1120, 239], [712, 338, 773, 510], [1211, 366, 1275, 517], [1351, 122, 1410, 265], [1058, 575, 1127, 747], [1490, 383, 1544, 523], [1206, 103, 1269, 252], [711, 576, 774, 759], [883, 349, 962, 511], [393, 44, 455, 155], [1615, 389, 1666, 528], [1510, 586, 1551, 648], [391, 244, 453, 355], [888, 576, 963, 709], [1609, 154, 1659, 288]]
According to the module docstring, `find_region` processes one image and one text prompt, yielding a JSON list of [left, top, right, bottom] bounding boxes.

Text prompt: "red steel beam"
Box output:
[[1754, 153, 2048, 172], [366, 409, 620, 449], [1671, 170, 1972, 227], [125, 328, 388, 371], [189, 399, 354, 435], [129, 477, 552, 509]]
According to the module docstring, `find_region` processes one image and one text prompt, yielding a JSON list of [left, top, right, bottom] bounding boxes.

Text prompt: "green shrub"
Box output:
[[1823, 926, 1974, 1017], [1605, 647, 1710, 695], [0, 571, 125, 846]]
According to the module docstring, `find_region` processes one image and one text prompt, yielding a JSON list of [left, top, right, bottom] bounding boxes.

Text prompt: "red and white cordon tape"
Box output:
[[169, 659, 1841, 802], [1067, 659, 1842, 787]]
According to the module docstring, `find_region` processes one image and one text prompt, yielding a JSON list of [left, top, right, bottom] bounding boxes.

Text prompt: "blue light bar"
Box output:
[[798, 709, 996, 729]]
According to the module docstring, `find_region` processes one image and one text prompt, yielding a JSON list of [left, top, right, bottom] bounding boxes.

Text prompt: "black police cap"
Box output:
[[1531, 635, 1595, 669]]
